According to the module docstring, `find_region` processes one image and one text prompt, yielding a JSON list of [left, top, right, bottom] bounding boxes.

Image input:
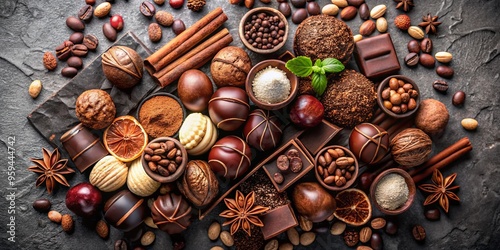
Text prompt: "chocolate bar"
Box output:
[[354, 33, 401, 80]]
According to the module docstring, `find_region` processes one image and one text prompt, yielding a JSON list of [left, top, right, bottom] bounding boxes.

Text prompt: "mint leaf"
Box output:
[[311, 72, 327, 96], [321, 58, 345, 73], [286, 56, 313, 77], [314, 59, 323, 67], [312, 65, 322, 73]]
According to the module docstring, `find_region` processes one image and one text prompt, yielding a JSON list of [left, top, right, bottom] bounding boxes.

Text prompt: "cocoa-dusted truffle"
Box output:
[[243, 109, 282, 151], [208, 136, 252, 180], [415, 99, 449, 135], [208, 87, 250, 131], [293, 15, 354, 65], [349, 123, 390, 165], [321, 69, 376, 128], [210, 46, 252, 88], [151, 193, 192, 234], [102, 46, 143, 89], [177, 160, 219, 207], [75, 89, 116, 130]]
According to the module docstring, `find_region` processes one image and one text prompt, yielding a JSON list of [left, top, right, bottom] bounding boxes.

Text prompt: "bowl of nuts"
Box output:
[[239, 7, 289, 54], [141, 137, 187, 183], [314, 145, 359, 191], [377, 75, 420, 119]]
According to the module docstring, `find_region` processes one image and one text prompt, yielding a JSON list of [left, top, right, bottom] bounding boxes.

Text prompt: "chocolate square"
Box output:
[[262, 139, 314, 193], [260, 204, 298, 240], [296, 119, 342, 156], [278, 50, 295, 62], [354, 33, 401, 80]]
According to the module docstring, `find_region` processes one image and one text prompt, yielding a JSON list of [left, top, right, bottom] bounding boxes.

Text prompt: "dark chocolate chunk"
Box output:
[[354, 33, 401, 80]]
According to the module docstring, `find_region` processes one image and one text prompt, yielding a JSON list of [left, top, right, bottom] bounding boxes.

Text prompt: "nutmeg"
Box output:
[[75, 89, 116, 130], [391, 128, 432, 167], [127, 158, 161, 197], [210, 46, 252, 88], [102, 46, 144, 89], [90, 155, 128, 192], [177, 160, 219, 207]]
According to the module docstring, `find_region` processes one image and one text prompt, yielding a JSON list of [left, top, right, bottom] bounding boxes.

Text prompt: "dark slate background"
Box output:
[[0, 0, 499, 249]]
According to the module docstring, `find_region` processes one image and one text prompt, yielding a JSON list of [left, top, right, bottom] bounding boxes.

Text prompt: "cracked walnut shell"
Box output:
[[75, 89, 116, 130], [178, 160, 219, 207]]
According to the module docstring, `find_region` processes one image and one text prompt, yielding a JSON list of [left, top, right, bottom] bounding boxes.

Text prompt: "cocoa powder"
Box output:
[[139, 95, 184, 138]]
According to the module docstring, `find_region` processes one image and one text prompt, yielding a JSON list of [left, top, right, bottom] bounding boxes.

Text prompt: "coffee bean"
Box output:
[[306, 2, 320, 15], [114, 239, 128, 250], [276, 155, 289, 171], [78, 5, 93, 22], [67, 56, 83, 69], [340, 6, 357, 21], [69, 32, 84, 44], [432, 80, 449, 93], [103, 23, 117, 41], [72, 44, 88, 57], [407, 40, 420, 53], [278, 2, 291, 17], [292, 8, 308, 24], [359, 3, 370, 20], [32, 198, 51, 212], [419, 53, 435, 68], [412, 225, 426, 241], [55, 41, 74, 61], [291, 0, 306, 8], [424, 208, 441, 221], [420, 38, 433, 53], [404, 52, 419, 67], [452, 91, 466, 106], [436, 65, 454, 78], [385, 220, 398, 235], [61, 67, 78, 78], [140, 1, 156, 17], [290, 157, 303, 173], [172, 19, 186, 35], [273, 172, 284, 184], [66, 16, 85, 32], [370, 233, 383, 250], [348, 0, 364, 7], [83, 34, 99, 50]]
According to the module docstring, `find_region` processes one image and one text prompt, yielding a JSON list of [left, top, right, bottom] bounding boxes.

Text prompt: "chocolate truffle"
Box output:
[[102, 46, 143, 89], [151, 193, 192, 234], [321, 69, 376, 128], [243, 109, 282, 151], [177, 69, 213, 112], [349, 123, 390, 164], [210, 46, 252, 88], [294, 15, 354, 65], [208, 136, 252, 180], [75, 89, 116, 130], [292, 182, 336, 222], [415, 99, 449, 135], [104, 190, 147, 232], [208, 87, 250, 131], [177, 160, 219, 207]]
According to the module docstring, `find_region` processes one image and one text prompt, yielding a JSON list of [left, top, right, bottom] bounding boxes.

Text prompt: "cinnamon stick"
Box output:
[[387, 117, 413, 140], [154, 28, 230, 80], [144, 7, 226, 73], [156, 33, 233, 87], [412, 145, 472, 183], [371, 110, 386, 125]]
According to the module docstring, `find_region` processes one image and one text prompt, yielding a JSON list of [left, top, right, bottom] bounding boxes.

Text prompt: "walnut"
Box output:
[[75, 89, 116, 130], [187, 0, 206, 12], [210, 46, 252, 88]]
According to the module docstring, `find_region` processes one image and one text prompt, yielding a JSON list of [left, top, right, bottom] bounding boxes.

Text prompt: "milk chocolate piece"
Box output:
[[260, 204, 298, 240], [354, 33, 400, 80]]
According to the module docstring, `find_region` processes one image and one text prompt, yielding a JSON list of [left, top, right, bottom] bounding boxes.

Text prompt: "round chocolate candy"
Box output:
[[292, 182, 336, 222], [208, 87, 250, 131], [208, 136, 252, 180], [151, 193, 192, 234], [104, 190, 147, 232], [102, 46, 143, 89], [349, 123, 390, 165], [243, 109, 282, 151], [178, 69, 213, 112], [177, 160, 219, 207]]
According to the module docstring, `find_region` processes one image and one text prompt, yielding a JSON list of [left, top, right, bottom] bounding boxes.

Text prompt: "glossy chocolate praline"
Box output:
[[349, 123, 390, 165], [104, 190, 147, 232], [151, 193, 192, 234], [177, 160, 219, 207], [102, 46, 143, 89], [243, 109, 282, 151], [208, 87, 250, 131], [208, 136, 252, 180], [292, 182, 336, 222], [177, 69, 213, 112]]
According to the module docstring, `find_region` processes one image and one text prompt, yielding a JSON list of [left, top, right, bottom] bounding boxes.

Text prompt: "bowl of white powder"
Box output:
[[245, 59, 298, 110], [370, 168, 416, 215]]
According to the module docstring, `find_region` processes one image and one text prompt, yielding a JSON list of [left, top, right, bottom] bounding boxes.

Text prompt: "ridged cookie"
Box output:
[[179, 113, 207, 149]]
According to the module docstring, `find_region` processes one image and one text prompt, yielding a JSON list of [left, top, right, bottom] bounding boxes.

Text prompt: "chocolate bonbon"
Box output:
[[104, 190, 147, 232], [151, 193, 192, 234], [349, 123, 389, 165], [208, 87, 250, 131], [354, 33, 400, 80], [208, 136, 252, 180], [292, 182, 336, 222], [243, 109, 282, 151]]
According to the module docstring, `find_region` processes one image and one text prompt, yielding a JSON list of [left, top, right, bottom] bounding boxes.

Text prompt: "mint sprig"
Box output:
[[285, 56, 345, 96]]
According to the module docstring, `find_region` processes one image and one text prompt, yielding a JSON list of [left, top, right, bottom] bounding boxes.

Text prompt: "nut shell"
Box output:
[[102, 46, 144, 89], [178, 160, 219, 207], [210, 46, 252, 88], [75, 89, 116, 130], [391, 128, 432, 167], [127, 158, 161, 197], [90, 155, 128, 192]]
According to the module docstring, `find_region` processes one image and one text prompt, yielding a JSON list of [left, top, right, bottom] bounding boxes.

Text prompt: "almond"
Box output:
[[322, 4, 339, 16], [96, 219, 109, 239], [330, 221, 346, 235], [353, 34, 363, 43], [340, 6, 357, 21], [144, 217, 158, 229], [94, 2, 111, 18], [141, 231, 156, 246], [331, 0, 348, 8], [61, 214, 74, 232], [376, 17, 388, 33], [299, 232, 316, 246], [408, 26, 425, 40], [48, 210, 62, 223], [43, 52, 57, 71], [207, 221, 221, 240], [287, 227, 300, 245], [359, 20, 376, 36], [29, 80, 42, 99], [370, 4, 386, 19], [220, 231, 234, 247], [461, 118, 478, 131], [435, 51, 453, 63]]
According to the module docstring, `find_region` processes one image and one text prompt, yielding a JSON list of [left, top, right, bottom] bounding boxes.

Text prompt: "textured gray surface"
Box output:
[[0, 0, 499, 249]]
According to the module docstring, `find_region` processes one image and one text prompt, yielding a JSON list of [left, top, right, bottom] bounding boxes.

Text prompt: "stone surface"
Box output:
[[0, 0, 499, 250]]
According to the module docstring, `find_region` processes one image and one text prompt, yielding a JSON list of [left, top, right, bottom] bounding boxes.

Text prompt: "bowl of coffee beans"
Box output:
[[141, 137, 187, 183], [239, 7, 288, 54], [377, 75, 420, 119], [314, 145, 359, 191]]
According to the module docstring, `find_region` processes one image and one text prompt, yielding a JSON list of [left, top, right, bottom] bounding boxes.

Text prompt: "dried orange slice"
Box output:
[[334, 188, 372, 226], [104, 115, 148, 162]]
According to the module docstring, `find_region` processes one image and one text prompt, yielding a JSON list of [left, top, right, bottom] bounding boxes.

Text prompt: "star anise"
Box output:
[[419, 14, 442, 34], [28, 148, 74, 194], [418, 169, 460, 213], [219, 190, 269, 236], [394, 0, 414, 12]]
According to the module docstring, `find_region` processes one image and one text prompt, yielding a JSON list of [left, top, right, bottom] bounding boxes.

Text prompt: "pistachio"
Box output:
[[353, 34, 363, 42], [435, 51, 453, 63], [331, 0, 348, 8], [461, 118, 478, 131], [370, 4, 387, 19], [376, 17, 388, 33], [29, 80, 42, 99], [408, 26, 425, 40], [322, 4, 339, 16]]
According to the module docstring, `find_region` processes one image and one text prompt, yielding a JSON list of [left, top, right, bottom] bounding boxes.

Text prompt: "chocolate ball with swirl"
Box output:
[[208, 87, 250, 131], [243, 109, 282, 151], [208, 136, 252, 180], [151, 193, 192, 234], [102, 46, 143, 89], [349, 123, 389, 164]]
